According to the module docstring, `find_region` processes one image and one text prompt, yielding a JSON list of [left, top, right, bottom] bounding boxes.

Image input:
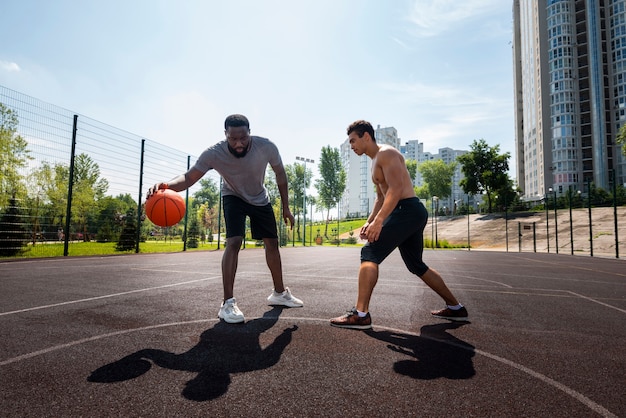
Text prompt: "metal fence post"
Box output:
[[217, 177, 222, 250], [135, 139, 145, 253], [183, 156, 190, 251], [612, 169, 619, 259], [63, 115, 78, 256], [587, 179, 593, 257]]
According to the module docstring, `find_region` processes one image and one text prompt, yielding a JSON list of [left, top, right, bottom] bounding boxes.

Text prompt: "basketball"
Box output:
[[145, 189, 186, 227]]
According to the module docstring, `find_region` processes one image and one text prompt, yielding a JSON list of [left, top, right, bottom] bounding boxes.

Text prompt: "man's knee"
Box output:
[[263, 238, 279, 251], [225, 236, 243, 250], [410, 264, 429, 277]]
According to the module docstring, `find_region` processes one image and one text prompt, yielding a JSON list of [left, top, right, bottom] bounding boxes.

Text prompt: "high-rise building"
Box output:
[[513, 0, 626, 202]]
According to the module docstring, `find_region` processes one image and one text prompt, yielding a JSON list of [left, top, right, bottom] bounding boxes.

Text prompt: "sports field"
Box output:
[[1, 247, 624, 417]]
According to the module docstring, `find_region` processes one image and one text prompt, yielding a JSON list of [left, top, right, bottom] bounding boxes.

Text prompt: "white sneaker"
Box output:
[[218, 298, 245, 323], [267, 287, 303, 308]]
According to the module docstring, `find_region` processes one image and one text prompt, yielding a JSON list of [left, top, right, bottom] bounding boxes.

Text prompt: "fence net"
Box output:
[[1, 85, 221, 258]]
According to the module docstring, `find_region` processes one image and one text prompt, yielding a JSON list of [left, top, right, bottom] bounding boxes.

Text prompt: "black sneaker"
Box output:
[[330, 308, 372, 330], [431, 306, 469, 321]]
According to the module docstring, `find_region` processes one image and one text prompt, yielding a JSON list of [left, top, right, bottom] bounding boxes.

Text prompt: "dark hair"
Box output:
[[347, 120, 375, 143], [224, 114, 250, 130]]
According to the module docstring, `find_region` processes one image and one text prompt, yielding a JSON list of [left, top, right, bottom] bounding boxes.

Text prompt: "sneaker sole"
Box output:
[[330, 322, 372, 330], [218, 314, 245, 324]]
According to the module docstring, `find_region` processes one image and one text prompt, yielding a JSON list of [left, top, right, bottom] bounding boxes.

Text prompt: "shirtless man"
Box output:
[[330, 120, 468, 329]]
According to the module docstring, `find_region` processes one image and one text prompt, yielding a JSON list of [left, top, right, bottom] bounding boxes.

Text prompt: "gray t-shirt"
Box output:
[[192, 136, 282, 206]]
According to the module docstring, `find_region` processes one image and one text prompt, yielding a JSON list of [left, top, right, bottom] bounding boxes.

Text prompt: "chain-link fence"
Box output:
[[1, 85, 223, 258], [3, 84, 623, 259]]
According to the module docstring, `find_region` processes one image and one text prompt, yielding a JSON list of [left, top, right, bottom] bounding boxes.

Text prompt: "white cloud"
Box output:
[[0, 60, 21, 72], [407, 0, 504, 37]]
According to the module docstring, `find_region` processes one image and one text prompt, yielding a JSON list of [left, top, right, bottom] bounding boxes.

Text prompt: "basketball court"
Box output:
[[1, 248, 625, 417]]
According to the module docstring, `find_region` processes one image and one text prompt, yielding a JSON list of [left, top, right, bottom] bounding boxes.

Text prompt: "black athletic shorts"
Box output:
[[360, 197, 429, 276], [222, 195, 278, 239]]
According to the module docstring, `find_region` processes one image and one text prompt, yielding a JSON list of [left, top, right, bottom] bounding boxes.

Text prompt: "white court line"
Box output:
[[567, 291, 626, 314], [0, 317, 617, 418], [0, 277, 220, 317]]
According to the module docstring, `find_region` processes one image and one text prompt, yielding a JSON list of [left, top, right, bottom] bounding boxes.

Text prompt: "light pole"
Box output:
[[296, 156, 314, 247], [549, 187, 558, 254]]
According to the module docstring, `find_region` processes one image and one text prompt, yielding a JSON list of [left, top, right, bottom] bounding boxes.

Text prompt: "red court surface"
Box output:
[[1, 248, 625, 417]]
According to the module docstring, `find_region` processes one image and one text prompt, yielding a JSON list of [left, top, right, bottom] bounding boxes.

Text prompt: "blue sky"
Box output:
[[1, 0, 515, 173]]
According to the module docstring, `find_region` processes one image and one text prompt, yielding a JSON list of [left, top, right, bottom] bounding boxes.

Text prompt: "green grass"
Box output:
[[5, 218, 465, 260], [6, 231, 361, 259], [5, 240, 222, 259]]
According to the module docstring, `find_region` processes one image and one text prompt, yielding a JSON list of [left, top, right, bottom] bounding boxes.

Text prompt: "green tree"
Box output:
[[0, 196, 28, 256], [191, 177, 220, 243], [31, 162, 69, 230], [414, 184, 430, 199], [116, 207, 137, 251], [617, 123, 626, 157], [263, 169, 279, 207], [493, 179, 518, 212], [286, 162, 312, 241], [0, 103, 32, 208], [458, 139, 510, 213], [405, 159, 417, 184], [418, 159, 457, 200], [186, 216, 200, 248], [70, 154, 109, 241], [193, 177, 220, 209], [96, 194, 135, 242], [314, 146, 346, 238]]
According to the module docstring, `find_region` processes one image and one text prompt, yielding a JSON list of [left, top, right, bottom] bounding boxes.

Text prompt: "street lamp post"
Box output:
[[549, 187, 558, 254], [296, 156, 314, 247]]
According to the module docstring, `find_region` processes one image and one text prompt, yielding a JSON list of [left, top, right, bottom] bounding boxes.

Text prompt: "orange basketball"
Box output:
[[145, 189, 186, 227]]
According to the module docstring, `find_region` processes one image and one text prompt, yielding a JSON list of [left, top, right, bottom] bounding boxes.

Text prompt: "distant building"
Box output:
[[408, 144, 470, 214], [513, 0, 626, 202]]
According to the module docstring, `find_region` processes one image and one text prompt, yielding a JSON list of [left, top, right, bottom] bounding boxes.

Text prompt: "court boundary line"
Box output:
[[0, 276, 221, 317], [0, 317, 618, 418]]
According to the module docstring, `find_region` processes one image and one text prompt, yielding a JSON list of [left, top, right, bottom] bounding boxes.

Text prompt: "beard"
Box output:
[[228, 144, 248, 158]]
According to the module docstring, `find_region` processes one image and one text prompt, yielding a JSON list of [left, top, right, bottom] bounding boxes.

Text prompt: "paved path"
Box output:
[[1, 248, 625, 417]]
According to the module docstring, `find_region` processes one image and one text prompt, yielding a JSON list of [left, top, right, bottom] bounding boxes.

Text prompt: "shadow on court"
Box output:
[[88, 306, 296, 401], [365, 322, 475, 380], [1, 248, 624, 417]]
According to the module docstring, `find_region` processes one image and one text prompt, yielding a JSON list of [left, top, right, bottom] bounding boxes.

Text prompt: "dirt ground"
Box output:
[[342, 206, 626, 258]]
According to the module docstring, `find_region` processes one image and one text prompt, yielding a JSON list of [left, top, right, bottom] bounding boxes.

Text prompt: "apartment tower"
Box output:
[[513, 0, 626, 200]]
